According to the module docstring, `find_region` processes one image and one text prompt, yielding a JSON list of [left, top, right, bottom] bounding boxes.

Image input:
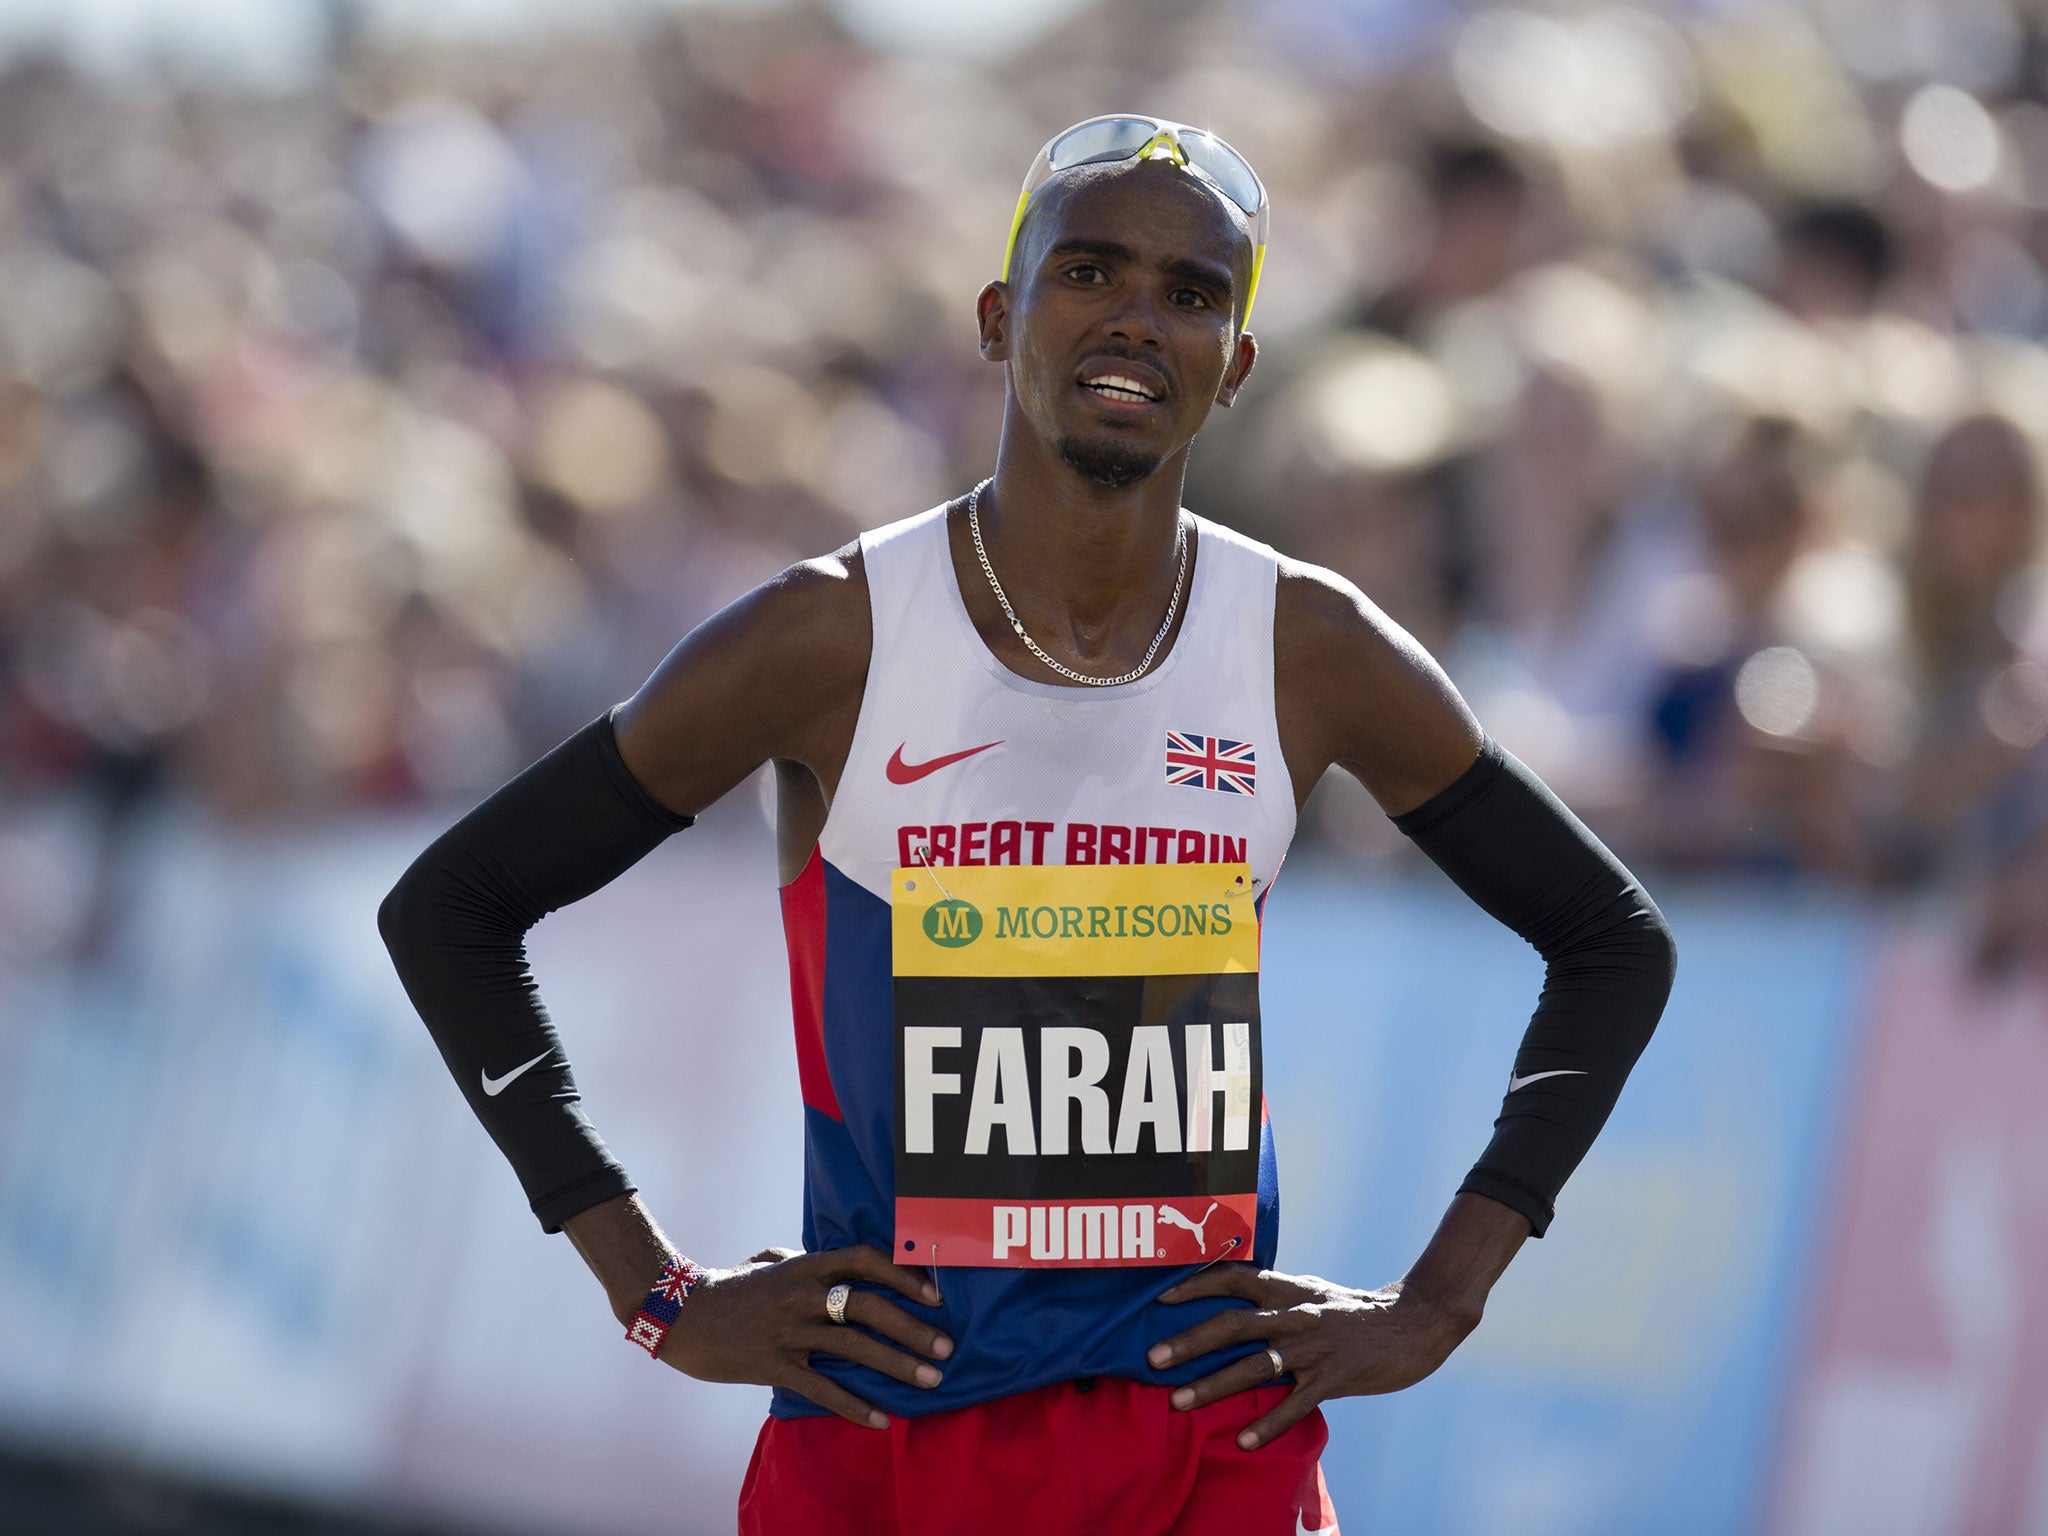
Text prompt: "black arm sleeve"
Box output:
[[1390, 739, 1676, 1236], [377, 708, 693, 1233]]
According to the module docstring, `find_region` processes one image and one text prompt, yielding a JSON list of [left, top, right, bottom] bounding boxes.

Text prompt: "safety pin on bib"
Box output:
[[1184, 1233, 1245, 1280], [907, 840, 955, 902]]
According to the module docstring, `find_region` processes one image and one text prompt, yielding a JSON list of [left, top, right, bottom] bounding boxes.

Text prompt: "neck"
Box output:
[[979, 420, 1193, 637]]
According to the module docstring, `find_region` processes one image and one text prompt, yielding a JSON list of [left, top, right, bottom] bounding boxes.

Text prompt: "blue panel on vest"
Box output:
[[769, 858, 1279, 1421]]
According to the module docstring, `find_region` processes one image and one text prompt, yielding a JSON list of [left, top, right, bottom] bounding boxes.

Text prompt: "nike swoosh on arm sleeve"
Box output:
[[378, 706, 692, 1233], [1390, 739, 1676, 1236]]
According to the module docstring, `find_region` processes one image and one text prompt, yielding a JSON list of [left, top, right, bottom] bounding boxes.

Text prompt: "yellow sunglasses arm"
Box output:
[[999, 184, 1036, 283]]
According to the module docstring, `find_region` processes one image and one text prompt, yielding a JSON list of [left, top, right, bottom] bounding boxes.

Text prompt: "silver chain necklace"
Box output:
[[966, 479, 1189, 687]]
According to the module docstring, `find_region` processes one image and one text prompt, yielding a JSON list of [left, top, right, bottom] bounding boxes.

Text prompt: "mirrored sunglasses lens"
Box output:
[[1183, 137, 1263, 215], [1048, 118, 1159, 170]]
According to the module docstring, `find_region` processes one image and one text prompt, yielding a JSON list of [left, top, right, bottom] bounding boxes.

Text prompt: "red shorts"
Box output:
[[738, 1376, 1338, 1535]]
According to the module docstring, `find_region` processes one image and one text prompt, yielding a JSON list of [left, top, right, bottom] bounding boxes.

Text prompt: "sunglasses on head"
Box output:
[[1000, 114, 1270, 326]]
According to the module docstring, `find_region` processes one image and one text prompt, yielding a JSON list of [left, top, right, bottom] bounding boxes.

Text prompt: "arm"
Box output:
[[380, 550, 951, 1426], [377, 707, 693, 1233], [1388, 737, 1675, 1235], [1150, 561, 1676, 1447]]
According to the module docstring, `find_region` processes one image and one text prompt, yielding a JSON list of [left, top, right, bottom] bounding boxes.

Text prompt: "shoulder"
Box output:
[[662, 537, 873, 694], [611, 539, 873, 815], [1273, 555, 1452, 709], [1275, 556, 1416, 666], [1272, 555, 1482, 815], [745, 539, 873, 657]]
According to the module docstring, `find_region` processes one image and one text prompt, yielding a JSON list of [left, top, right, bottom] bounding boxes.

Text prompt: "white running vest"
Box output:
[[820, 504, 1298, 892]]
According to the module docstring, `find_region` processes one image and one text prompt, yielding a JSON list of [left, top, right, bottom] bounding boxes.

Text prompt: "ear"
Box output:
[[977, 281, 1012, 362], [1214, 330, 1258, 408]]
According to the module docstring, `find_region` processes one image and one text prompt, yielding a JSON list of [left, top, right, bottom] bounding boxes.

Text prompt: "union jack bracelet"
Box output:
[[626, 1255, 709, 1358]]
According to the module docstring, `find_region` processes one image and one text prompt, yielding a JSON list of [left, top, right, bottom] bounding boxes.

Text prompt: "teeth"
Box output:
[[1083, 373, 1157, 402]]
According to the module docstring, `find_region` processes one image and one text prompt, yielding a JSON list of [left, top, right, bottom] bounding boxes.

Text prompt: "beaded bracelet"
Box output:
[[625, 1254, 709, 1359]]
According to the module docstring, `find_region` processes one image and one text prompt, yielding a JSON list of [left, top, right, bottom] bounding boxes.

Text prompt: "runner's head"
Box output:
[[977, 134, 1261, 491]]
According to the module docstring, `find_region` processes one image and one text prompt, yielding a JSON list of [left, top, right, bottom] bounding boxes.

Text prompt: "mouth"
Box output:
[[1076, 366, 1167, 413]]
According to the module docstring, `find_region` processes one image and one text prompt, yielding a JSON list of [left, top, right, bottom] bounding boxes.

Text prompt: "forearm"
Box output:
[[1393, 739, 1676, 1235], [1401, 1191, 1530, 1327], [563, 1193, 679, 1325], [378, 708, 693, 1231]]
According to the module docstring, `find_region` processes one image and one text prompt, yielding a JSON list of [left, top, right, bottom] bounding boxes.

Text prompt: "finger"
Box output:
[[1160, 1264, 1315, 1307], [1169, 1265, 1322, 1306], [1166, 1349, 1284, 1412], [748, 1246, 802, 1264], [783, 1364, 890, 1430], [1146, 1307, 1270, 1370], [844, 1289, 954, 1361], [831, 1244, 942, 1307], [1157, 1261, 1262, 1305], [803, 1325, 945, 1389], [1238, 1384, 1324, 1452]]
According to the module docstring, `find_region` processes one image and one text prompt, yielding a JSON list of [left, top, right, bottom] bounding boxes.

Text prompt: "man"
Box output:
[[380, 116, 1675, 1534]]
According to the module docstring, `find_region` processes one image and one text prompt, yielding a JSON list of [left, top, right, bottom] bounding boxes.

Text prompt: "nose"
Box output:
[[1106, 288, 1167, 349]]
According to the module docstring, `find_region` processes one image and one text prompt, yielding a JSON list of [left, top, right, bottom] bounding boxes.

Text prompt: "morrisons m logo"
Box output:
[[922, 898, 983, 948]]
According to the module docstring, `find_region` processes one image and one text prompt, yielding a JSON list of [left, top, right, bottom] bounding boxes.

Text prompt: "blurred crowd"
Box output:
[[6, 0, 2048, 949]]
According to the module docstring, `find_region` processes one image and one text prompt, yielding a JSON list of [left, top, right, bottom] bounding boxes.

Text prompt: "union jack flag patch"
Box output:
[[1165, 732, 1256, 796]]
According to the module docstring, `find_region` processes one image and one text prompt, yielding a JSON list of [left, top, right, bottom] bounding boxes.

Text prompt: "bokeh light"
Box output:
[[1901, 83, 2002, 192]]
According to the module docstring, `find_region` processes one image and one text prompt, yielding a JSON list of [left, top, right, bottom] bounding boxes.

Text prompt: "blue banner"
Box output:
[[1259, 866, 1868, 1536]]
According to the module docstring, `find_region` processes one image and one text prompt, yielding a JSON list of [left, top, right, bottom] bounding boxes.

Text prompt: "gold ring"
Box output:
[[826, 1282, 852, 1325], [1264, 1345, 1285, 1378]]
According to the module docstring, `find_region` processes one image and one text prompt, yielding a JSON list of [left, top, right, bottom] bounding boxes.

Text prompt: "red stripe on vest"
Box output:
[[780, 845, 841, 1120]]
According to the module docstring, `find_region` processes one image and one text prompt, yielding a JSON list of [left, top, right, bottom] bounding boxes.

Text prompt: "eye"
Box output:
[[1170, 286, 1211, 309], [1066, 262, 1108, 284]]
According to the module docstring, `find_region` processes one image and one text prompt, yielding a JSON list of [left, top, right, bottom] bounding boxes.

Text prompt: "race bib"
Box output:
[[891, 862, 1262, 1269]]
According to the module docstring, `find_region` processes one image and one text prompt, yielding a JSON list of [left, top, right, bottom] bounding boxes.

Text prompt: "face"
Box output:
[[1915, 415, 2038, 601], [977, 159, 1257, 489], [1700, 427, 1808, 611]]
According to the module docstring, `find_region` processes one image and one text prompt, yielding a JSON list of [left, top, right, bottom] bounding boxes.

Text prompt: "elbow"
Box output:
[[1642, 896, 1678, 993], [1562, 889, 1676, 1022], [1628, 896, 1678, 1030], [377, 860, 431, 978], [378, 850, 518, 984], [376, 878, 404, 956]]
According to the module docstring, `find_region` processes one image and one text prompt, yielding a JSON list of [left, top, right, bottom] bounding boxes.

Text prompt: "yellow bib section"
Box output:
[[891, 863, 1259, 978]]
